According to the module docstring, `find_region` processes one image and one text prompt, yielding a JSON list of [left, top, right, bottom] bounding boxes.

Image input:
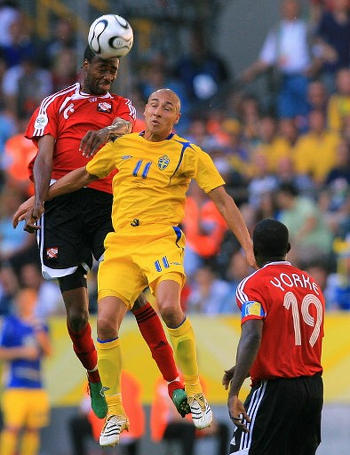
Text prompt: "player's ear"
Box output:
[[174, 112, 181, 125], [286, 242, 291, 253]]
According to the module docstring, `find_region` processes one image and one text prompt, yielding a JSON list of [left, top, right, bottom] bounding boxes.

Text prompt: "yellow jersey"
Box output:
[[86, 132, 225, 230]]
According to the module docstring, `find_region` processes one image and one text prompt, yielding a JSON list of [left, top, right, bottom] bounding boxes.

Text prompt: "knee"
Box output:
[[158, 300, 182, 327], [97, 315, 118, 340], [67, 310, 89, 332]]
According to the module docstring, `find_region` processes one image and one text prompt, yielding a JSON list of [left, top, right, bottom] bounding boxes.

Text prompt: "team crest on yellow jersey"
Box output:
[[158, 155, 170, 170]]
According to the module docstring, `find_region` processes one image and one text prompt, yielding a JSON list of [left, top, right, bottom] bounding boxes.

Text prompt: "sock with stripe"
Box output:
[[133, 302, 181, 390], [67, 322, 100, 383], [97, 338, 125, 417], [0, 429, 17, 455], [167, 317, 202, 396], [19, 430, 39, 455]]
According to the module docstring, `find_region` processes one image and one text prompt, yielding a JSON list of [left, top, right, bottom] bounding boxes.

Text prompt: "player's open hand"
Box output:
[[12, 196, 35, 228], [228, 395, 251, 433], [222, 366, 235, 390], [24, 204, 44, 233], [80, 129, 110, 158]]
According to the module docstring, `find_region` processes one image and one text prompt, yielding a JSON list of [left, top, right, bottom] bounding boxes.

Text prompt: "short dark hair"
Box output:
[[253, 218, 290, 263], [278, 182, 298, 197], [83, 45, 96, 62]]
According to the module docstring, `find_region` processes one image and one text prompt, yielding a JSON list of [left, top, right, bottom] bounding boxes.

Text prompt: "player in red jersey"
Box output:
[[223, 218, 324, 455], [13, 46, 188, 420]]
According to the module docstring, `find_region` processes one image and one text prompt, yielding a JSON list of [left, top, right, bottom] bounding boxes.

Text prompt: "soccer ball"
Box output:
[[88, 14, 133, 59]]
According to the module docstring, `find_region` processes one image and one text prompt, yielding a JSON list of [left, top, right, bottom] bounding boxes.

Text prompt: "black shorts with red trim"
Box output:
[[36, 188, 113, 279], [229, 373, 323, 455]]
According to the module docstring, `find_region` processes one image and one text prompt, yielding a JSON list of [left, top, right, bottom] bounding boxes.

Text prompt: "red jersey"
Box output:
[[26, 82, 136, 194], [236, 261, 324, 383]]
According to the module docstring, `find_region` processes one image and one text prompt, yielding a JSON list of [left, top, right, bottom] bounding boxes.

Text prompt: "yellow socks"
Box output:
[[97, 338, 125, 416], [167, 318, 202, 396], [0, 430, 17, 455], [20, 431, 39, 455]]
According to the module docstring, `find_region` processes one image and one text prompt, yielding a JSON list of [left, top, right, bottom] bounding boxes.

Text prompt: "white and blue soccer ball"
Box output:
[[88, 14, 134, 59]]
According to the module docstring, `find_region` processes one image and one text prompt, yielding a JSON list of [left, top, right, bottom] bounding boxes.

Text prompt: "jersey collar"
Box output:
[[262, 261, 292, 268], [138, 131, 175, 140]]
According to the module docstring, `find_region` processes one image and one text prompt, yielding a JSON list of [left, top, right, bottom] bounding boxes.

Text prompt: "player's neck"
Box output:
[[259, 257, 287, 267], [143, 130, 171, 142]]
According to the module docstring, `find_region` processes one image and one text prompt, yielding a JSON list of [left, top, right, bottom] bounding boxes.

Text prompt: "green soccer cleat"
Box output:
[[172, 388, 191, 417], [88, 381, 108, 419]]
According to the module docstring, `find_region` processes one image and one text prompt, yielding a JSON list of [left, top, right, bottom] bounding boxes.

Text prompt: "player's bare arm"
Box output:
[[228, 320, 263, 432], [80, 117, 132, 158], [32, 134, 55, 219], [23, 167, 98, 233], [208, 186, 256, 268]]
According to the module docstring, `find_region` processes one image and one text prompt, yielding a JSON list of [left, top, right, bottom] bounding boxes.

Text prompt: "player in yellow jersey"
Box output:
[[20, 89, 255, 448]]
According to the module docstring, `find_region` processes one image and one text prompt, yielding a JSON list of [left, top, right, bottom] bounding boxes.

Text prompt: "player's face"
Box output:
[[144, 91, 181, 139], [83, 57, 119, 95]]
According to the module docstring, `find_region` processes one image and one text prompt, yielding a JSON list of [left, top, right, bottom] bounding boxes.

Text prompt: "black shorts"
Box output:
[[229, 373, 323, 455], [36, 188, 113, 279]]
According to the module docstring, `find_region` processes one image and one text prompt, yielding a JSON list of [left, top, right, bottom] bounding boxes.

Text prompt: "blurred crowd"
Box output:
[[0, 0, 350, 322]]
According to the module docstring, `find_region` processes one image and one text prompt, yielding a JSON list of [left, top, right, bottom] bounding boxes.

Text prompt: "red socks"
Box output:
[[67, 322, 100, 383], [133, 303, 182, 389]]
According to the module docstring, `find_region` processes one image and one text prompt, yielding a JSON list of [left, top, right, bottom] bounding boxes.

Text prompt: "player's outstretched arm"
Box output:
[[227, 320, 263, 432], [208, 186, 256, 268], [80, 117, 132, 158], [23, 167, 97, 233]]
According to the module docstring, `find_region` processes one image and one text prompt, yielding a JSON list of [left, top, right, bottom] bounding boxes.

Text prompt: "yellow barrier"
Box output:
[[40, 313, 350, 406]]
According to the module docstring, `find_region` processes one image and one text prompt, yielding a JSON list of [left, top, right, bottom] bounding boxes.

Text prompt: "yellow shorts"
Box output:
[[1, 388, 50, 429], [98, 224, 186, 308]]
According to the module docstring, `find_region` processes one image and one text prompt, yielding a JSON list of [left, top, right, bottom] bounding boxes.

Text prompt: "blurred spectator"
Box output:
[[241, 0, 313, 118], [43, 18, 76, 65], [276, 183, 333, 263], [248, 152, 279, 208], [225, 250, 251, 311], [253, 115, 290, 172], [0, 108, 17, 171], [329, 241, 350, 310], [276, 155, 315, 196], [307, 80, 329, 114], [0, 14, 36, 67], [325, 138, 350, 186], [2, 56, 52, 118], [314, 0, 350, 91], [304, 260, 336, 309], [0, 263, 18, 315], [183, 182, 227, 278], [20, 263, 63, 318], [1, 117, 36, 194], [151, 376, 230, 455], [255, 191, 280, 221], [174, 29, 229, 110], [138, 53, 190, 131], [0, 186, 35, 264], [327, 68, 350, 131], [235, 94, 261, 145], [299, 79, 329, 130], [0, 1, 20, 47], [277, 117, 300, 152], [293, 109, 340, 183], [50, 47, 77, 92], [0, 287, 51, 455], [187, 266, 232, 314]]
